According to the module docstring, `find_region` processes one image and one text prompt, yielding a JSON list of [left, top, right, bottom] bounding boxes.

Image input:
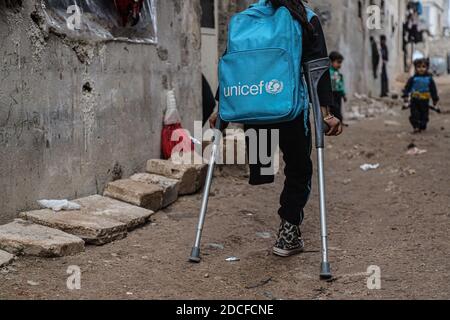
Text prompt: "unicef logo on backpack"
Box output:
[[223, 79, 284, 98], [265, 79, 284, 95]]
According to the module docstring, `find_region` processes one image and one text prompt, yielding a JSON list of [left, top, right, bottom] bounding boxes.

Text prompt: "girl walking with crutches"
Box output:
[[192, 0, 343, 279]]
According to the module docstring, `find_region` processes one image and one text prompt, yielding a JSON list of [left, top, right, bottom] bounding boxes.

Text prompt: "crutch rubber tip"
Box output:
[[320, 262, 332, 280], [189, 247, 201, 263]]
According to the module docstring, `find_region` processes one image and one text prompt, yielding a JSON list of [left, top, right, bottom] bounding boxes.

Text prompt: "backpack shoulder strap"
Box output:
[[250, 0, 270, 8], [305, 5, 317, 22]]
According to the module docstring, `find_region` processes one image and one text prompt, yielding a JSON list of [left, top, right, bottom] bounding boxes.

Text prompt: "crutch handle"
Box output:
[[304, 58, 331, 149]]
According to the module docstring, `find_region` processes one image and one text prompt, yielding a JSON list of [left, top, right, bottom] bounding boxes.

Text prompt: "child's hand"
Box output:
[[402, 98, 409, 110], [209, 112, 229, 131], [324, 115, 343, 136], [432, 101, 441, 113]]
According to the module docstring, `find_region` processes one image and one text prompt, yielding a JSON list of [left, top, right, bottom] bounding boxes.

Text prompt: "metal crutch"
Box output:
[[304, 57, 333, 280], [189, 117, 223, 263]]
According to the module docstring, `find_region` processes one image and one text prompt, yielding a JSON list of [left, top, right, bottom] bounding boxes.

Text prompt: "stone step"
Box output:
[[146, 159, 207, 195], [104, 179, 164, 211], [0, 250, 15, 267], [130, 173, 180, 208], [20, 209, 127, 246], [73, 195, 154, 230], [0, 219, 85, 257]]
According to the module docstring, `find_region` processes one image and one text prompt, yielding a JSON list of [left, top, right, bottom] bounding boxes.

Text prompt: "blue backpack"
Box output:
[[218, 0, 316, 125]]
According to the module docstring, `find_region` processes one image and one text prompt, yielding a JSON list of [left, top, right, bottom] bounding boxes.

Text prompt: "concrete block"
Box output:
[[74, 195, 154, 230], [20, 210, 127, 245], [0, 250, 15, 267], [146, 159, 207, 195], [130, 173, 180, 208], [0, 219, 85, 257], [104, 179, 164, 211]]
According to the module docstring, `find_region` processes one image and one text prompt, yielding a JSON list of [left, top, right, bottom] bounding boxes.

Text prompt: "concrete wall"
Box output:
[[218, 0, 407, 97], [0, 0, 202, 223], [422, 0, 447, 36], [218, 0, 253, 56]]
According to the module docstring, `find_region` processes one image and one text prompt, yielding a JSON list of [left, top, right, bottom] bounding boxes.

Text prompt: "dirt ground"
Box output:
[[1, 77, 449, 300]]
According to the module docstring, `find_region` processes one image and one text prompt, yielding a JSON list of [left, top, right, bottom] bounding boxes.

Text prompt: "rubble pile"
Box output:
[[345, 94, 403, 121]]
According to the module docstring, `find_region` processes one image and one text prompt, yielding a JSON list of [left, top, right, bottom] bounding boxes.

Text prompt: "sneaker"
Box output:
[[272, 219, 305, 257]]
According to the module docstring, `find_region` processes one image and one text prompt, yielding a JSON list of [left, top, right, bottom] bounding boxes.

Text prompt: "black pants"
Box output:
[[410, 100, 430, 130], [331, 92, 344, 122], [381, 62, 389, 97], [372, 60, 379, 79], [244, 114, 313, 226]]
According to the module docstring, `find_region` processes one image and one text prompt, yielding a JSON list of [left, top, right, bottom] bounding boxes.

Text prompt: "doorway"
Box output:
[[201, 0, 219, 93]]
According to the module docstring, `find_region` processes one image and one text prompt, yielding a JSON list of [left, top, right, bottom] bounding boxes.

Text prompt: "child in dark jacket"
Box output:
[[403, 58, 439, 133]]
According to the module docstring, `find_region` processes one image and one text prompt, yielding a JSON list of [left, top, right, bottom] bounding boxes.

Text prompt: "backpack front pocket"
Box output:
[[219, 48, 295, 124]]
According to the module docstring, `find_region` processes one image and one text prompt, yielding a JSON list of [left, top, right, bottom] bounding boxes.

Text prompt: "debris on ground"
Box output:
[[346, 94, 402, 121], [384, 120, 401, 126], [263, 291, 276, 300], [360, 163, 380, 171], [37, 200, 81, 211], [399, 167, 417, 177], [245, 277, 272, 289], [225, 257, 240, 262], [385, 181, 401, 193], [206, 243, 224, 250], [407, 143, 417, 149], [342, 179, 352, 185], [406, 147, 428, 156], [256, 232, 272, 239]]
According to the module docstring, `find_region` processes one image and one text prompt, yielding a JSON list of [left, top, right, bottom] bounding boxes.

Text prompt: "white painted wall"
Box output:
[[422, 0, 446, 36]]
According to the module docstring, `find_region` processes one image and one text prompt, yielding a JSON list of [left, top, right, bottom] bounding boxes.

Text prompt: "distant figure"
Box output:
[[329, 51, 347, 122], [114, 0, 144, 27], [370, 36, 380, 79], [402, 58, 440, 134], [380, 35, 389, 97]]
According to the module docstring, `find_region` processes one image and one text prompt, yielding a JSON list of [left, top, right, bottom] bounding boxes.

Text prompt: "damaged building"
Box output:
[[216, 0, 408, 97]]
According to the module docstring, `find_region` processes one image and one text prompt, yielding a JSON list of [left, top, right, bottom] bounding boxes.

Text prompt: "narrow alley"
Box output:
[[1, 77, 449, 300]]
